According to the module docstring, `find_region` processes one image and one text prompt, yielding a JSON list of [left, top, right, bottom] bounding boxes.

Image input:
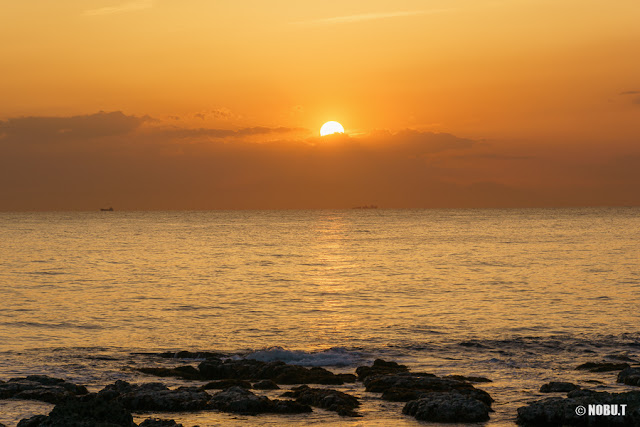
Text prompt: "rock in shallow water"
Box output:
[[253, 380, 280, 390], [575, 362, 630, 373], [0, 375, 88, 404], [197, 359, 347, 385], [17, 394, 135, 427], [282, 385, 361, 417], [208, 386, 311, 415], [364, 372, 494, 407], [540, 381, 580, 393], [200, 379, 252, 390], [355, 359, 408, 380], [403, 391, 491, 423], [136, 366, 201, 381], [618, 367, 640, 386], [99, 380, 210, 412], [516, 389, 640, 426]]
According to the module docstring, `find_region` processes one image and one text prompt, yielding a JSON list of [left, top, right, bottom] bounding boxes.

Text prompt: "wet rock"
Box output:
[[282, 384, 360, 417], [17, 415, 48, 427], [540, 382, 580, 393], [605, 354, 638, 363], [444, 375, 492, 383], [381, 387, 425, 402], [364, 373, 493, 407], [201, 379, 251, 390], [17, 393, 135, 427], [197, 359, 345, 385], [157, 351, 226, 359], [575, 362, 630, 372], [0, 375, 88, 404], [252, 380, 280, 390], [136, 366, 201, 380], [517, 389, 640, 426], [138, 419, 184, 427], [208, 386, 311, 415], [99, 380, 209, 411], [132, 351, 226, 360], [271, 365, 344, 385], [403, 391, 491, 423], [355, 359, 408, 380], [618, 367, 640, 386], [337, 373, 357, 383]]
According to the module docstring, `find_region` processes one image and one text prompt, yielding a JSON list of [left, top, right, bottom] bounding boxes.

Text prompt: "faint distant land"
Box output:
[[352, 205, 378, 209], [100, 207, 114, 212]]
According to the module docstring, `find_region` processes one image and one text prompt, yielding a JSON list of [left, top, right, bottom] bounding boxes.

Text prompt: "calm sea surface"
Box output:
[[1, 208, 639, 425]]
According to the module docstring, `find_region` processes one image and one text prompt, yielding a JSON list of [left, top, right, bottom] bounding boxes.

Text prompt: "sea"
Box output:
[[1, 208, 639, 426]]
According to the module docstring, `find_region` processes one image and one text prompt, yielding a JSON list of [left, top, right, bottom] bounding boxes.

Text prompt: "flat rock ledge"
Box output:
[[0, 375, 88, 404], [517, 389, 640, 426], [135, 358, 356, 385], [403, 391, 491, 423], [208, 386, 311, 415], [282, 384, 361, 417]]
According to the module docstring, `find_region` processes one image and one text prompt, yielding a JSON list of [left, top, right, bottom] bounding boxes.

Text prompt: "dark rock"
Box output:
[[197, 359, 345, 385], [252, 380, 280, 390], [158, 351, 226, 359], [355, 359, 409, 380], [99, 380, 209, 411], [444, 375, 492, 383], [337, 373, 357, 383], [364, 373, 494, 407], [0, 375, 88, 404], [208, 386, 311, 415], [575, 362, 630, 372], [201, 379, 251, 390], [282, 384, 360, 417], [403, 391, 491, 422], [136, 366, 201, 380], [381, 387, 425, 402], [17, 416, 48, 427], [517, 390, 640, 426], [19, 393, 135, 427], [138, 419, 184, 427], [618, 367, 640, 386], [272, 365, 343, 385], [605, 354, 638, 363], [540, 382, 580, 393]]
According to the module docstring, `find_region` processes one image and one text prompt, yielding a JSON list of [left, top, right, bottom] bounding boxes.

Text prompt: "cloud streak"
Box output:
[[1, 111, 639, 210], [84, 0, 153, 16], [293, 9, 453, 26]]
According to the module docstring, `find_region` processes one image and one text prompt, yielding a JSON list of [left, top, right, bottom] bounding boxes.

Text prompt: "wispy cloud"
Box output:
[[84, 0, 153, 16], [293, 9, 454, 26]]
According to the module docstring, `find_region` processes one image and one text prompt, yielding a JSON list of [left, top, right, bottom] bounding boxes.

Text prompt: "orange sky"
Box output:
[[1, 0, 639, 210]]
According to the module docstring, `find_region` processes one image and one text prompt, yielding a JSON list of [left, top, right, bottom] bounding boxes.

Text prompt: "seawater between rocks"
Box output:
[[1, 208, 639, 425]]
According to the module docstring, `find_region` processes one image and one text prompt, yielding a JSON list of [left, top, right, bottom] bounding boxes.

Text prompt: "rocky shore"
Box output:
[[1, 353, 639, 426]]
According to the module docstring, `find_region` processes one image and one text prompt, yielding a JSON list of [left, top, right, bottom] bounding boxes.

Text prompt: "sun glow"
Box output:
[[320, 121, 345, 136]]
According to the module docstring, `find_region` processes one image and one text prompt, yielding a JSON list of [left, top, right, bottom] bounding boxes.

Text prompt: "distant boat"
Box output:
[[100, 207, 114, 212], [352, 205, 378, 209]]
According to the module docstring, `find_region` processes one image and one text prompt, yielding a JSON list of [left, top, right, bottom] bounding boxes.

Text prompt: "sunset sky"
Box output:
[[1, 0, 639, 210]]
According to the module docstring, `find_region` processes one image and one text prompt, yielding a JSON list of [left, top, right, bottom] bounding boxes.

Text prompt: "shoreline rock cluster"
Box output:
[[2, 353, 639, 426]]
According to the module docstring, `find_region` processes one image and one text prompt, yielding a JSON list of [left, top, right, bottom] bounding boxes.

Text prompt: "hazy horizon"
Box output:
[[1, 0, 639, 210]]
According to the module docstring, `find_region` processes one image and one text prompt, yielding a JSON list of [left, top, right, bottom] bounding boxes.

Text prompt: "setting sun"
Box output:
[[320, 121, 345, 136]]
